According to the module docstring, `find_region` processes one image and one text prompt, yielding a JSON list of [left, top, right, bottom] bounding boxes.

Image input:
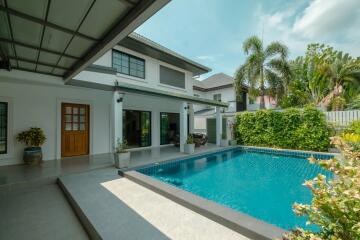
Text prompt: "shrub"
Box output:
[[341, 133, 360, 152], [235, 106, 332, 151], [16, 127, 46, 147], [186, 135, 194, 144], [345, 120, 360, 135], [282, 137, 360, 240], [115, 139, 128, 153]]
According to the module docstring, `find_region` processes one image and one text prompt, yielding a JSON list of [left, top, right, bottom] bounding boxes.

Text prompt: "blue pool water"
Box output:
[[138, 148, 333, 230]]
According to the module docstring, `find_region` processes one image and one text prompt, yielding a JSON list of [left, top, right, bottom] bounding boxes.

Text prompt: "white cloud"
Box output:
[[255, 0, 360, 58], [293, 0, 360, 39]]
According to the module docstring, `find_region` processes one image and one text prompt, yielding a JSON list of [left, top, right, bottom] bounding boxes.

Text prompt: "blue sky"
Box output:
[[136, 0, 360, 79]]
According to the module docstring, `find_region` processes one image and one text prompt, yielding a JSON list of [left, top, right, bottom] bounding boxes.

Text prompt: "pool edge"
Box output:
[[120, 170, 287, 240]]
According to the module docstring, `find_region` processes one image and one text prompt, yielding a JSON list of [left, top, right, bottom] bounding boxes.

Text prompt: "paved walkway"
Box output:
[[0, 144, 222, 188], [0, 183, 88, 240]]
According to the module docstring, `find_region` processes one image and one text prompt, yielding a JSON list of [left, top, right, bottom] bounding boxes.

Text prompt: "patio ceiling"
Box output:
[[0, 0, 169, 80]]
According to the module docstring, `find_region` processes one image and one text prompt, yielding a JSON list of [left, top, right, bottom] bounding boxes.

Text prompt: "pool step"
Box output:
[[57, 168, 170, 240]]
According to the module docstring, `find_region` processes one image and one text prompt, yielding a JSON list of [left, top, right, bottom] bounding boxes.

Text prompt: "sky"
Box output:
[[136, 0, 360, 79]]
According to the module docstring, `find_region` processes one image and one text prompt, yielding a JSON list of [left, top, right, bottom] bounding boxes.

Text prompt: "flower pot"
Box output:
[[184, 143, 195, 154], [220, 139, 229, 147], [114, 152, 131, 169], [229, 140, 237, 146], [23, 147, 43, 165]]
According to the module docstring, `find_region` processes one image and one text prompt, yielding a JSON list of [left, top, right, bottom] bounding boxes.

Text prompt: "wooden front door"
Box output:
[[61, 103, 89, 157]]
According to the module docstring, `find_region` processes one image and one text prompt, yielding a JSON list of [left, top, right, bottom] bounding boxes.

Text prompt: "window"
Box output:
[[159, 65, 185, 89], [0, 102, 7, 154], [213, 94, 221, 102], [112, 50, 145, 78]]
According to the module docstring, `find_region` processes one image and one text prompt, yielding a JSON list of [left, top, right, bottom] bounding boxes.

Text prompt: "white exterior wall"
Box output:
[[92, 46, 194, 96], [0, 71, 187, 166], [0, 45, 203, 166], [0, 71, 112, 166]]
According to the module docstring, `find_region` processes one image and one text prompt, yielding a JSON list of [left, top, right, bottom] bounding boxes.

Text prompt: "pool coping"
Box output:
[[120, 170, 287, 240], [124, 146, 239, 172], [238, 145, 338, 158]]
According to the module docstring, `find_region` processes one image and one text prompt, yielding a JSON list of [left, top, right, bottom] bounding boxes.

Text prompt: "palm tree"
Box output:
[[235, 36, 291, 109], [318, 52, 360, 108]]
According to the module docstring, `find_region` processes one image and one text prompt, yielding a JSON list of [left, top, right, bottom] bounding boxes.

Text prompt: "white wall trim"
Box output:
[[55, 98, 95, 160], [0, 96, 14, 160], [157, 83, 187, 92]]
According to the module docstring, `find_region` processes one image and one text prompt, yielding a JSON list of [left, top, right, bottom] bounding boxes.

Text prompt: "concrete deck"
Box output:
[[0, 144, 220, 188], [127, 144, 221, 168], [0, 183, 88, 240], [0, 153, 114, 189], [59, 168, 248, 240]]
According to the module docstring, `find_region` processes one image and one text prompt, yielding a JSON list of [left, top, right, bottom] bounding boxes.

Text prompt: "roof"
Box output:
[[119, 32, 211, 76], [193, 73, 248, 92], [0, 0, 169, 80]]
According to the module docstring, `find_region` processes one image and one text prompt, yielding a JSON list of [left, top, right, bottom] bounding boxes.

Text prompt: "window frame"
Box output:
[[0, 101, 8, 155], [213, 93, 222, 102], [112, 49, 145, 79]]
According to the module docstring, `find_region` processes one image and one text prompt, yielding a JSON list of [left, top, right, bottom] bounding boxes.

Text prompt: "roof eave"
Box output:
[[118, 33, 211, 76], [64, 0, 170, 81]]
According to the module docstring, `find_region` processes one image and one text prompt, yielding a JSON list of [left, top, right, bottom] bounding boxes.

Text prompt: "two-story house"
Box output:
[[193, 73, 249, 115], [0, 8, 227, 167]]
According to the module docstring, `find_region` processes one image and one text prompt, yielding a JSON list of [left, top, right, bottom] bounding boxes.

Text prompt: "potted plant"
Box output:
[[114, 139, 130, 168], [17, 127, 46, 165], [184, 135, 195, 154], [220, 133, 229, 147]]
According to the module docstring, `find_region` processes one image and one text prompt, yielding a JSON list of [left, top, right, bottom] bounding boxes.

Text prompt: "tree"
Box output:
[[234, 36, 291, 109], [318, 52, 360, 109]]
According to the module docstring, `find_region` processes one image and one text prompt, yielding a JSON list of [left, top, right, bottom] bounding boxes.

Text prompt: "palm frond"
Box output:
[[243, 36, 263, 55], [265, 41, 289, 59]]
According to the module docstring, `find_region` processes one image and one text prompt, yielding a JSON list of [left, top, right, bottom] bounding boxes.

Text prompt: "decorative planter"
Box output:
[[229, 140, 237, 146], [184, 143, 195, 154], [114, 152, 131, 169], [23, 147, 43, 165], [220, 139, 229, 147]]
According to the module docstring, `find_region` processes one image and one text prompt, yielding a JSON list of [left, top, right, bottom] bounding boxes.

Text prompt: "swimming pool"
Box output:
[[137, 147, 333, 230]]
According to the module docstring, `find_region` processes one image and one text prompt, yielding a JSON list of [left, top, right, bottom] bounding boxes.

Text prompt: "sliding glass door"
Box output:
[[123, 110, 151, 148], [160, 112, 180, 145]]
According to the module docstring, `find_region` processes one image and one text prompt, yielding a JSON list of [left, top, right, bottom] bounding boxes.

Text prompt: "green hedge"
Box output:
[[235, 106, 332, 151]]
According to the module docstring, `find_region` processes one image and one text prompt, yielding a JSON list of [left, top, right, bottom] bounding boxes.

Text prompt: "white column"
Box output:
[[188, 103, 194, 134], [112, 91, 124, 152], [180, 101, 188, 152], [216, 106, 222, 146]]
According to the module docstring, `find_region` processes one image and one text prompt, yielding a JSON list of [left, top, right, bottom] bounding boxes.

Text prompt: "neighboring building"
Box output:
[[0, 1, 227, 166], [193, 73, 249, 115], [254, 95, 277, 110], [192, 73, 278, 133], [193, 73, 278, 115]]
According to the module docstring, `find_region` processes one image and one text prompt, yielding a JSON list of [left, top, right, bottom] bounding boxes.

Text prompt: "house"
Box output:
[[193, 73, 249, 115], [0, 0, 227, 167], [193, 73, 279, 114]]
